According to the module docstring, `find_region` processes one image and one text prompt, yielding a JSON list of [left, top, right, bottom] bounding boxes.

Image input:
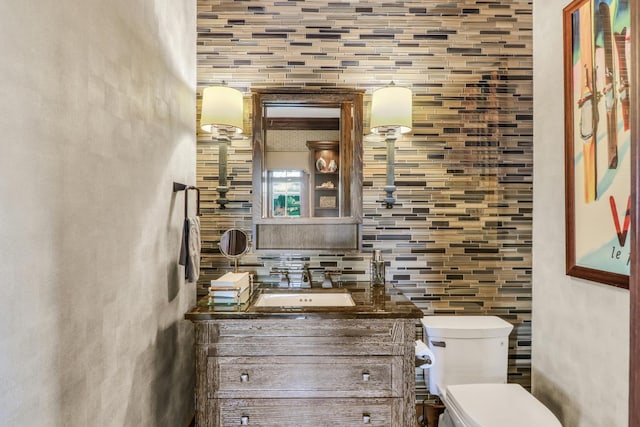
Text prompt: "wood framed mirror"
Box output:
[[251, 88, 364, 252]]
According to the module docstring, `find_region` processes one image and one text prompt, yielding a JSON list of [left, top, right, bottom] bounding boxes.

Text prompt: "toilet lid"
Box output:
[[445, 383, 562, 427]]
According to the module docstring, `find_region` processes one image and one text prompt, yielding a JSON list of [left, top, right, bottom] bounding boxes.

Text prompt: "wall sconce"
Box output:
[[370, 83, 413, 208], [200, 85, 244, 209]]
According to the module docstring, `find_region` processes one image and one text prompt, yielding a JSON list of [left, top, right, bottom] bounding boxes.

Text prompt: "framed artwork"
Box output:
[[319, 196, 337, 209], [563, 0, 631, 288]]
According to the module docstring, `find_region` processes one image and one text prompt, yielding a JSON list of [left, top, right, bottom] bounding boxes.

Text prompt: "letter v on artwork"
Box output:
[[609, 195, 631, 246]]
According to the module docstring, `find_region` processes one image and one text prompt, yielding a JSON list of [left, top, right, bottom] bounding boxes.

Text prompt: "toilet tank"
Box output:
[[421, 316, 513, 396]]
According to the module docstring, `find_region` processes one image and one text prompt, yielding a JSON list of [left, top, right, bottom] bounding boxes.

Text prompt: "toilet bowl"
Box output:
[[421, 316, 562, 427], [439, 383, 561, 427]]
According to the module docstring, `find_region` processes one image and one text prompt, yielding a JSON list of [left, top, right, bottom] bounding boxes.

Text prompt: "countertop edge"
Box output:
[[184, 283, 423, 320]]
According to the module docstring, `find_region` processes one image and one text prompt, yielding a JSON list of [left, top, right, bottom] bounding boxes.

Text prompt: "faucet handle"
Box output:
[[269, 268, 290, 287], [323, 268, 342, 288], [279, 271, 289, 287], [302, 268, 312, 285]]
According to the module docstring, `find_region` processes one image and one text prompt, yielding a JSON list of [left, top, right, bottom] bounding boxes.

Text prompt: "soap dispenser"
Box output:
[[370, 249, 385, 286]]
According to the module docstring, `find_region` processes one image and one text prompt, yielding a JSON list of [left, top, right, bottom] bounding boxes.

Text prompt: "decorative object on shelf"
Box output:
[[319, 196, 337, 209], [315, 156, 327, 172], [317, 181, 335, 189], [562, 0, 630, 288], [200, 84, 244, 209], [327, 159, 338, 172], [370, 82, 413, 208]]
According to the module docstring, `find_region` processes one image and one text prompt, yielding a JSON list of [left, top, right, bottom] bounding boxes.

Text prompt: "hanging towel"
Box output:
[[179, 216, 201, 282], [179, 218, 189, 268], [186, 216, 201, 282]]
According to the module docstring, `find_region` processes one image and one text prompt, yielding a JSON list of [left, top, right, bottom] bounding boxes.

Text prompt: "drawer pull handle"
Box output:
[[241, 415, 249, 425], [363, 413, 371, 424], [362, 373, 370, 381], [240, 373, 249, 382]]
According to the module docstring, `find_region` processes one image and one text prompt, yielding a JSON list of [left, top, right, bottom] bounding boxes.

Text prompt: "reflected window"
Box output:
[[268, 170, 308, 217]]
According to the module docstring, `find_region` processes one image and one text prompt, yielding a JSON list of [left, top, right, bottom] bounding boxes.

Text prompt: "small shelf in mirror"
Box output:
[[308, 140, 340, 218]]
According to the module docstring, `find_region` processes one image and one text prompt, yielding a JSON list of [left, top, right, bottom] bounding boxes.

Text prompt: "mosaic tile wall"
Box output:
[[195, 0, 533, 400]]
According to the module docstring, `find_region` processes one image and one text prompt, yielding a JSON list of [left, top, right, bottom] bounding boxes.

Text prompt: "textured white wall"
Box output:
[[532, 1, 629, 426], [0, 1, 196, 426]]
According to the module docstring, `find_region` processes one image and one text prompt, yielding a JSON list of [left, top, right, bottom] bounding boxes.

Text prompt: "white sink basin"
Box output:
[[253, 292, 355, 307]]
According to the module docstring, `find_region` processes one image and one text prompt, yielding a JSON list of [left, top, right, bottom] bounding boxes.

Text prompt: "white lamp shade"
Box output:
[[200, 86, 244, 133], [370, 85, 412, 134]]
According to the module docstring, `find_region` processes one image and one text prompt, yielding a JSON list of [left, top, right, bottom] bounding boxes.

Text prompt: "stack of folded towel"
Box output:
[[209, 272, 251, 304]]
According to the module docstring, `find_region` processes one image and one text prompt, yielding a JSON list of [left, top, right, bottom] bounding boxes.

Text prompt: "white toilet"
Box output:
[[421, 316, 562, 427]]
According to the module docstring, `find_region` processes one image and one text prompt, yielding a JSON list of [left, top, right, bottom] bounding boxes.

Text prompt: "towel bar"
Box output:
[[173, 182, 200, 217]]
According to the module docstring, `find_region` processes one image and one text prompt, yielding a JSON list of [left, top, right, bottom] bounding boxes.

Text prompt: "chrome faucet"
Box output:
[[270, 268, 290, 287], [322, 271, 333, 288], [270, 264, 313, 288], [278, 271, 290, 287], [322, 268, 342, 288], [302, 266, 312, 287], [288, 264, 311, 288]]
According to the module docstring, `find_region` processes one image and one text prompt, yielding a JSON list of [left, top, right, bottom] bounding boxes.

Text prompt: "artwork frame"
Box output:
[[319, 196, 337, 209], [563, 0, 631, 288]]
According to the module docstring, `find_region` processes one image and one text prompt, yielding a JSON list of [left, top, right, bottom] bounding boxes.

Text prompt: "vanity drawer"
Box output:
[[216, 397, 403, 426], [198, 319, 408, 356], [210, 355, 403, 399]]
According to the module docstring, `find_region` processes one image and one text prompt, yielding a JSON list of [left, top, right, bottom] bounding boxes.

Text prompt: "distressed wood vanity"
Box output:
[[185, 284, 422, 426]]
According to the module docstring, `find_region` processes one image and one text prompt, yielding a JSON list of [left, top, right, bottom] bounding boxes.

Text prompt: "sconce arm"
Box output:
[[384, 134, 397, 208]]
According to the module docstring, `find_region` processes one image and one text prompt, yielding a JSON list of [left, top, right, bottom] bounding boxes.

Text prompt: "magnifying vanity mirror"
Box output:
[[252, 88, 364, 252], [219, 228, 250, 272]]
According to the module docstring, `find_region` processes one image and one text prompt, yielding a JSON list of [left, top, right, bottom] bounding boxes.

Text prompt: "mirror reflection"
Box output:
[[252, 88, 363, 252], [219, 229, 250, 272], [263, 105, 345, 219]]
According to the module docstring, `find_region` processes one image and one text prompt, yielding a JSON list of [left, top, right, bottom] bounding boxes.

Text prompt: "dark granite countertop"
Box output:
[[185, 282, 423, 320]]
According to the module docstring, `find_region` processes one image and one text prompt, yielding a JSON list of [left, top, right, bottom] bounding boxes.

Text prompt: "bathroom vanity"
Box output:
[[185, 284, 422, 426]]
